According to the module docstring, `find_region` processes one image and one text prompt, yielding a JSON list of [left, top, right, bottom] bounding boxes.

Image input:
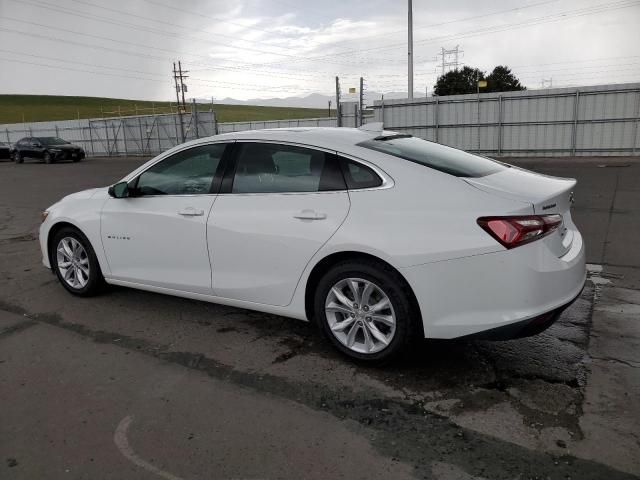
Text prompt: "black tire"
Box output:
[[72, 157, 81, 163], [13, 151, 23, 163], [51, 227, 104, 296], [44, 151, 53, 164], [313, 259, 419, 364]]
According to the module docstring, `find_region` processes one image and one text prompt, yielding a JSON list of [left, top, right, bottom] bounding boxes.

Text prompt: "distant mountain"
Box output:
[[199, 91, 414, 109]]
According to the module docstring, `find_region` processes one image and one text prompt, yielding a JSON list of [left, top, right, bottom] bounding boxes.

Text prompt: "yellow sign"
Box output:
[[348, 87, 357, 94], [478, 80, 488, 88]]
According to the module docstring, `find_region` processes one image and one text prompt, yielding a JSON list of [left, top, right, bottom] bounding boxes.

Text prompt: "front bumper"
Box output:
[[401, 226, 586, 339], [39, 219, 53, 269], [52, 150, 85, 160]]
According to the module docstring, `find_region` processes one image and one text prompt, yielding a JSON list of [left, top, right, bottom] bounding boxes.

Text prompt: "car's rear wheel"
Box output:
[[13, 151, 23, 163], [44, 151, 53, 164], [51, 227, 104, 296], [313, 260, 418, 364]]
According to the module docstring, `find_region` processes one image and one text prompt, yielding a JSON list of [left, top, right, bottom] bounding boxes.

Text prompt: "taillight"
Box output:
[[477, 214, 562, 249]]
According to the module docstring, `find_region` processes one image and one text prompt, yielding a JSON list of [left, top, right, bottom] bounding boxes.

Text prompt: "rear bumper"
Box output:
[[401, 226, 586, 339], [459, 284, 583, 340]]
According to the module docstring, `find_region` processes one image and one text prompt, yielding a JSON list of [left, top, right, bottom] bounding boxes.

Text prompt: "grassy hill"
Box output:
[[0, 95, 329, 124]]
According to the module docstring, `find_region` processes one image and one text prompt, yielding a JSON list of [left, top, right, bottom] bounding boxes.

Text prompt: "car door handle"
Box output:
[[178, 207, 204, 216], [294, 209, 327, 220]]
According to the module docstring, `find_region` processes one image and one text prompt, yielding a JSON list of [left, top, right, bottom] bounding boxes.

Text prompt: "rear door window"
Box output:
[[230, 143, 345, 193]]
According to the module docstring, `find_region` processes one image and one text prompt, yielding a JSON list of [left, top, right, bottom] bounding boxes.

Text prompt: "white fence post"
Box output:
[[497, 95, 503, 156], [632, 90, 640, 155], [571, 90, 580, 156]]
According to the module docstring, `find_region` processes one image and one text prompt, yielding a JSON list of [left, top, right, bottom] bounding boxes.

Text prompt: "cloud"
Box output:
[[1, 0, 639, 101]]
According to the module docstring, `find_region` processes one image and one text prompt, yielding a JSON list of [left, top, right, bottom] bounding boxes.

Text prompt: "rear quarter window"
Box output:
[[340, 158, 383, 189], [357, 135, 505, 178]]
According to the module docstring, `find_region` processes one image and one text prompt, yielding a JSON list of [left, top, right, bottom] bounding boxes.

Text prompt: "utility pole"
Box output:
[[328, 100, 332, 118], [173, 61, 186, 143], [178, 61, 188, 111], [407, 0, 414, 100], [476, 73, 487, 152], [477, 71, 480, 152], [335, 76, 342, 127], [359, 77, 364, 126], [173, 62, 181, 111]]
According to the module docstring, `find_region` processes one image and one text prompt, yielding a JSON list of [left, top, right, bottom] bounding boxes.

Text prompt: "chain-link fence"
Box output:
[[4, 83, 638, 158], [0, 102, 365, 157], [2, 109, 217, 157]]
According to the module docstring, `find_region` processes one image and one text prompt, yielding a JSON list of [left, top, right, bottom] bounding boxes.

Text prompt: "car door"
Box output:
[[20, 138, 33, 158], [30, 138, 44, 159], [101, 142, 230, 294], [208, 141, 350, 306]]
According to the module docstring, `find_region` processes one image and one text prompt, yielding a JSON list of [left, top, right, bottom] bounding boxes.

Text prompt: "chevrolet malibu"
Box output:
[[39, 126, 586, 362]]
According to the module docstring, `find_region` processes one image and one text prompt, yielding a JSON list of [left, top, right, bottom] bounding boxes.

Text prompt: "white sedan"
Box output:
[[39, 126, 586, 362]]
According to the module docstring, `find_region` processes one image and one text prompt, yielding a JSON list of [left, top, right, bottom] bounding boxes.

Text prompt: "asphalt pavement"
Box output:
[[1, 154, 639, 479]]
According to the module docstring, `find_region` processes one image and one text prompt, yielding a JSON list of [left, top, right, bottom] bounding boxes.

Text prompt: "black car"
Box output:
[[0, 141, 11, 160], [12, 137, 85, 164]]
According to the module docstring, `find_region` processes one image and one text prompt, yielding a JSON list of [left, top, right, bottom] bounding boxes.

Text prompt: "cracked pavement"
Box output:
[[1, 155, 639, 479]]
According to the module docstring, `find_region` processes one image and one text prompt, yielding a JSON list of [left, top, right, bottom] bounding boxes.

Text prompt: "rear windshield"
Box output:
[[357, 135, 505, 177]]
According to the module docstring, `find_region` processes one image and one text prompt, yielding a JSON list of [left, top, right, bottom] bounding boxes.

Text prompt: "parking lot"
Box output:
[[1, 155, 639, 479]]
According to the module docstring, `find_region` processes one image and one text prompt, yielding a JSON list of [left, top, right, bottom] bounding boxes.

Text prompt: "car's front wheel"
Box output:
[[13, 151, 23, 163], [51, 227, 104, 296], [314, 260, 419, 364], [44, 151, 53, 164]]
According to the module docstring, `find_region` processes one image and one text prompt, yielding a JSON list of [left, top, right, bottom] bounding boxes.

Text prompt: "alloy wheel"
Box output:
[[56, 237, 90, 289], [324, 277, 396, 354]]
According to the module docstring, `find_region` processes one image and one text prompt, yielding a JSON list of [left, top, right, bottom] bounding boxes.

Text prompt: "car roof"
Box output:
[[190, 127, 400, 153]]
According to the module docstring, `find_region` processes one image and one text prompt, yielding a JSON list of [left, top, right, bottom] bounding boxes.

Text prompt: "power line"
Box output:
[[5, 0, 635, 78], [0, 56, 310, 94], [230, 0, 639, 70], [316, 0, 562, 53], [0, 26, 346, 83], [12, 0, 358, 66]]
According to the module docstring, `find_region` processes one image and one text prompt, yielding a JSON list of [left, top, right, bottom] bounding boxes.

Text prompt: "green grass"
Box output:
[[0, 95, 329, 124]]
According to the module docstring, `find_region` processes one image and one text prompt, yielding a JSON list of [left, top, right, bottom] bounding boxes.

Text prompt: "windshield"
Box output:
[[358, 135, 506, 178], [38, 137, 70, 146]]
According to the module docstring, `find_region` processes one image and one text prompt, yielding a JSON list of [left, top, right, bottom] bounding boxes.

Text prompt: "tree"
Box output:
[[433, 65, 526, 96], [433, 67, 485, 96], [485, 65, 526, 93]]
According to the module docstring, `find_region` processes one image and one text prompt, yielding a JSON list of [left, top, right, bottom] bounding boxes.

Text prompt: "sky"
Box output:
[[0, 0, 639, 103]]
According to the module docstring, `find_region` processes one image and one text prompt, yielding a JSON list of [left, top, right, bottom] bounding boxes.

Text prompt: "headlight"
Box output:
[[41, 211, 49, 223]]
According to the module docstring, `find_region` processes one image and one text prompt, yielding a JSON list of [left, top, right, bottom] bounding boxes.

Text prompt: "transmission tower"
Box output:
[[540, 78, 553, 89], [438, 45, 462, 76]]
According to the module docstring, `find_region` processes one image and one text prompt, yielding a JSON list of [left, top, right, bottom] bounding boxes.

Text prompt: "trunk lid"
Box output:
[[465, 166, 576, 257]]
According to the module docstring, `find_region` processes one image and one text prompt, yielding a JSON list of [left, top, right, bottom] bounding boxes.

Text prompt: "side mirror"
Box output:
[[108, 181, 130, 198]]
